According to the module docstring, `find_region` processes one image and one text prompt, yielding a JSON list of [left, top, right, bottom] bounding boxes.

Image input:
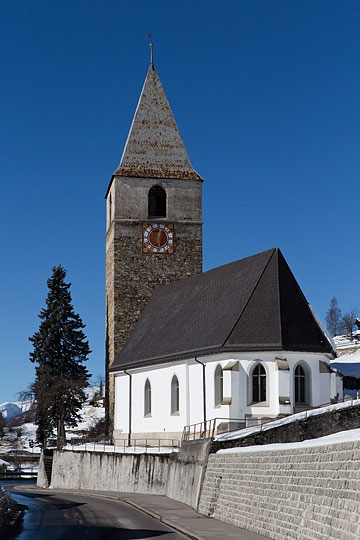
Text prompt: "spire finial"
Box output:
[[147, 33, 154, 66]]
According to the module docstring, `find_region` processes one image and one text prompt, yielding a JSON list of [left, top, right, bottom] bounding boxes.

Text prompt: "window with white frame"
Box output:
[[252, 363, 266, 403], [294, 364, 310, 404]]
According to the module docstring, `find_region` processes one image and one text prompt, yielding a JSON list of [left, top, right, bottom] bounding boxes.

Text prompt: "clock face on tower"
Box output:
[[142, 223, 174, 254]]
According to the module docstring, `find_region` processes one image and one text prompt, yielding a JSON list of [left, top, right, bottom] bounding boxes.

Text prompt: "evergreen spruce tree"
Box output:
[[29, 266, 91, 446], [325, 297, 342, 337]]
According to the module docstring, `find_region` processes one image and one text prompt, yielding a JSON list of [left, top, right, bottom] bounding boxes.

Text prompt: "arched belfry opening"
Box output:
[[148, 185, 166, 218]]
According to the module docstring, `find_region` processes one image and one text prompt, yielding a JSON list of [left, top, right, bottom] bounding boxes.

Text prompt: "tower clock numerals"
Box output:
[[142, 223, 174, 254]]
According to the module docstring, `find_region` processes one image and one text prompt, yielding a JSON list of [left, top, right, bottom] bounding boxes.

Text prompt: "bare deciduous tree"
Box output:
[[341, 307, 359, 340]]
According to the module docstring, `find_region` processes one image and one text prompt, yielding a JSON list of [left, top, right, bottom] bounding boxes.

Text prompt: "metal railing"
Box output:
[[182, 396, 360, 442], [182, 417, 273, 442], [0, 469, 38, 480], [65, 437, 180, 453]]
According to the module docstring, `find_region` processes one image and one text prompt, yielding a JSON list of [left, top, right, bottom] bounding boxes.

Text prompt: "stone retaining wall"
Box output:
[[211, 402, 360, 452], [42, 439, 210, 510], [198, 440, 360, 540]]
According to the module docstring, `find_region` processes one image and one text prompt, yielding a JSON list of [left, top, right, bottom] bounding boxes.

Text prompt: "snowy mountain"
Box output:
[[0, 400, 33, 421], [0, 385, 103, 423]]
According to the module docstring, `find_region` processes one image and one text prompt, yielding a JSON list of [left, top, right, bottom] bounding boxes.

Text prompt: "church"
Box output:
[[105, 53, 342, 443]]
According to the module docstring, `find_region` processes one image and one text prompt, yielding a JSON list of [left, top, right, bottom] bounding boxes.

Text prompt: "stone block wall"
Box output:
[[198, 440, 360, 540]]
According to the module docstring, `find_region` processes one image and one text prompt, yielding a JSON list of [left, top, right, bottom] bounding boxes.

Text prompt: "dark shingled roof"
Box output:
[[110, 248, 333, 372]]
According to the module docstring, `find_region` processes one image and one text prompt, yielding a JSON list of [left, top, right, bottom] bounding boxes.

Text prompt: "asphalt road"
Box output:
[[8, 489, 189, 540]]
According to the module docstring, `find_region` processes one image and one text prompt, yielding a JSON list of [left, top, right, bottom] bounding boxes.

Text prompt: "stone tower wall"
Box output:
[[105, 176, 203, 433]]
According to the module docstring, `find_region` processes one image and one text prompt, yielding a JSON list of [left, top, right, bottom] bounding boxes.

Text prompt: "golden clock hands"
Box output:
[[157, 229, 162, 247]]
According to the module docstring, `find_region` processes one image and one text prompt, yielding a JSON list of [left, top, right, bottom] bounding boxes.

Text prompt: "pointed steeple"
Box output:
[[113, 63, 202, 181]]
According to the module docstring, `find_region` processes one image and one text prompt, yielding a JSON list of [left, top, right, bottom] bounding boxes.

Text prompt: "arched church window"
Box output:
[[144, 379, 151, 416], [252, 363, 266, 403], [171, 375, 179, 414], [214, 364, 223, 406], [148, 185, 166, 218], [295, 364, 307, 404]]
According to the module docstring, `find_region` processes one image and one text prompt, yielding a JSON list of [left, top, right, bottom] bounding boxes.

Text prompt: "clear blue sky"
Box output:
[[1, 0, 359, 402]]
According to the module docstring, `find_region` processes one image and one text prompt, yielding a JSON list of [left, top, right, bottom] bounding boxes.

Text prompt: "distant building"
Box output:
[[106, 56, 342, 442]]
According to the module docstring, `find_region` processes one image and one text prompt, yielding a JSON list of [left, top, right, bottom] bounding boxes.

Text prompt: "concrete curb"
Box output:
[[124, 498, 207, 540]]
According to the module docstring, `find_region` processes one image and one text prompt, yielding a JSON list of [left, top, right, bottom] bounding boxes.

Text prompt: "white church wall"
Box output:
[[318, 372, 331, 405], [246, 358, 279, 418], [229, 368, 240, 419], [204, 358, 231, 421], [131, 362, 187, 437], [113, 352, 336, 440], [114, 373, 129, 434], [277, 365, 290, 397], [188, 362, 205, 425], [285, 353, 336, 408]]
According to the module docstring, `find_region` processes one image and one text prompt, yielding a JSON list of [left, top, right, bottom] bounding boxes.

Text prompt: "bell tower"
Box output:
[[105, 55, 203, 433]]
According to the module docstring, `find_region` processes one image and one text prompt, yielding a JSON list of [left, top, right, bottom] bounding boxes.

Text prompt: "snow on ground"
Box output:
[[68, 405, 105, 434], [66, 442, 179, 454], [0, 390, 105, 459], [84, 385, 103, 403], [333, 330, 360, 349], [216, 398, 360, 441], [217, 427, 360, 454], [0, 458, 9, 467], [331, 348, 360, 365], [18, 423, 41, 453], [0, 422, 41, 454]]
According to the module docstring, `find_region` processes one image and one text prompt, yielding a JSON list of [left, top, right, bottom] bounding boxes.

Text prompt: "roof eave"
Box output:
[[105, 170, 204, 199], [109, 341, 319, 373]]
